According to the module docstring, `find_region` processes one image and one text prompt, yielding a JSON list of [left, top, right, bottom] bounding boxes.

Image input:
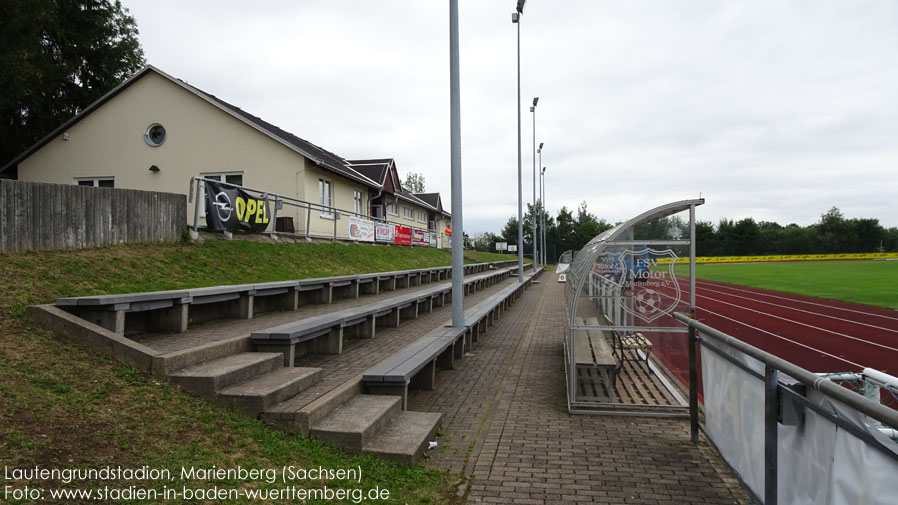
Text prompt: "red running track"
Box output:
[[689, 279, 898, 376]]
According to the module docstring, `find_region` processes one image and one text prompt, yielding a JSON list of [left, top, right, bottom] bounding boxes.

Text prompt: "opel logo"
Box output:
[[213, 191, 233, 222]]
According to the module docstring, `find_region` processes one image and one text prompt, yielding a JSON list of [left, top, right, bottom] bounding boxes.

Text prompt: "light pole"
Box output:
[[537, 142, 543, 264], [449, 0, 465, 327], [530, 97, 539, 268], [541, 166, 547, 265], [512, 0, 525, 282]]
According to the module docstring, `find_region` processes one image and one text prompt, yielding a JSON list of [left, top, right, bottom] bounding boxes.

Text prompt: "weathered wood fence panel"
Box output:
[[0, 180, 186, 254]]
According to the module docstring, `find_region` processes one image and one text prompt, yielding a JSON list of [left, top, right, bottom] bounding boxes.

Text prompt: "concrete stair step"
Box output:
[[154, 335, 251, 376], [309, 394, 401, 450], [216, 367, 322, 417], [168, 352, 282, 395], [262, 375, 363, 435], [364, 411, 442, 465]]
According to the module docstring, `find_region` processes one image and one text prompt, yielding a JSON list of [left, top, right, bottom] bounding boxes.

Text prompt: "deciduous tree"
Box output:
[[404, 172, 426, 193], [0, 0, 145, 173]]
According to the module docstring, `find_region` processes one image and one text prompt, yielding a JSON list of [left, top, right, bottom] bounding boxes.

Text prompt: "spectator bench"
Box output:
[[602, 314, 653, 373], [54, 262, 522, 337], [363, 268, 541, 409], [249, 268, 514, 366]]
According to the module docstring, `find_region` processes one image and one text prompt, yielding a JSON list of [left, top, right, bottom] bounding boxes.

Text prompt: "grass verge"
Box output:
[[0, 240, 464, 504], [463, 250, 527, 264], [675, 260, 898, 309]]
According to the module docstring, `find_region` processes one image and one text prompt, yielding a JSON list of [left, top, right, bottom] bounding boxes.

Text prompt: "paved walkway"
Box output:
[[410, 276, 751, 505]]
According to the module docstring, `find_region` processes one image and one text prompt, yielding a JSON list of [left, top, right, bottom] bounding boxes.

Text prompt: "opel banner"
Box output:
[[204, 180, 270, 233]]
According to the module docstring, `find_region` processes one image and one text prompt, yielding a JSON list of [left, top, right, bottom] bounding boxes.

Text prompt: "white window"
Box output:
[[75, 177, 114, 188], [416, 210, 427, 223], [319, 178, 333, 218], [199, 172, 243, 218], [386, 202, 398, 216], [402, 206, 413, 220], [204, 173, 244, 186], [353, 190, 363, 215], [144, 123, 167, 147]]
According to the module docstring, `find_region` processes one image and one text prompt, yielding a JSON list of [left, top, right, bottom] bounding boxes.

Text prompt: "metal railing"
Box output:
[[188, 177, 443, 244], [675, 312, 898, 505]]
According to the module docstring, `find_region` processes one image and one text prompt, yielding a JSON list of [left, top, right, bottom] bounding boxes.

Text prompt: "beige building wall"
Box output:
[[16, 71, 371, 237], [301, 164, 370, 238]]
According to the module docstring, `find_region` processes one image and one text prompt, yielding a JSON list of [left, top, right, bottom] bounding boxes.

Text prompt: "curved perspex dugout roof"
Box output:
[[565, 199, 703, 324], [564, 199, 703, 413]]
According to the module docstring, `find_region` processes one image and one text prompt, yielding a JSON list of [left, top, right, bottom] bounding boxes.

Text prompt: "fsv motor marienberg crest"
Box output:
[[600, 248, 681, 324]]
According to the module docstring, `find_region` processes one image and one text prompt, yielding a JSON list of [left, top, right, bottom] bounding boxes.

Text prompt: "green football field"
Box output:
[[674, 260, 898, 310]]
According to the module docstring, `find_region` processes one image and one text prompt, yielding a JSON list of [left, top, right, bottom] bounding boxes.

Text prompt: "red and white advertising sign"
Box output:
[[394, 225, 412, 245]]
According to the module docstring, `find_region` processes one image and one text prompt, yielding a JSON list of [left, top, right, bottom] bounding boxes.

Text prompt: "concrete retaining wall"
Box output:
[[0, 179, 186, 254]]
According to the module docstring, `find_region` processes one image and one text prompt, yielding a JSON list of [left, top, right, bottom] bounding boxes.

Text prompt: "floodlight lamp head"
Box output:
[[517, 0, 526, 14], [539, 142, 544, 150], [511, 12, 519, 23], [532, 97, 539, 107], [542, 166, 547, 174]]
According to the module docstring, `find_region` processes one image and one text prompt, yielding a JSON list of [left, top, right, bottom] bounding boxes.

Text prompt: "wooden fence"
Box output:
[[0, 180, 186, 254]]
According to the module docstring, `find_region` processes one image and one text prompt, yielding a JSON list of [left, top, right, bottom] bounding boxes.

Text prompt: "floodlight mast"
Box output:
[[450, 0, 465, 327], [531, 97, 539, 268], [538, 140, 545, 265], [512, 1, 525, 282], [542, 166, 547, 264], [537, 141, 543, 266]]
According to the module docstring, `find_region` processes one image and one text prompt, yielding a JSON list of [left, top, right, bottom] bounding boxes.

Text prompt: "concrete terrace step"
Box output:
[[216, 367, 322, 417], [151, 335, 252, 376], [168, 352, 283, 395], [364, 411, 442, 465], [309, 394, 401, 451]]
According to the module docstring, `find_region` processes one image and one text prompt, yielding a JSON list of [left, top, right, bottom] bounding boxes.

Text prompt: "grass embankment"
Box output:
[[463, 250, 528, 264], [0, 240, 463, 504], [675, 260, 898, 310]]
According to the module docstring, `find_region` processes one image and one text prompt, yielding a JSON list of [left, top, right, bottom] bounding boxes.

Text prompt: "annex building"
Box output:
[[1, 66, 450, 247]]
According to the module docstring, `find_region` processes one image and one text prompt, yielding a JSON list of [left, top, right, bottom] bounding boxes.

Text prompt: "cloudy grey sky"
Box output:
[[123, 0, 898, 232]]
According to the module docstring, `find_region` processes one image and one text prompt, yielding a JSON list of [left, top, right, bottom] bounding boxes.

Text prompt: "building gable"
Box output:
[[3, 65, 380, 190]]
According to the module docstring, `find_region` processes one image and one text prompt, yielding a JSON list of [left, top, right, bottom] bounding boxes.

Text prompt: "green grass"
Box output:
[[0, 239, 466, 504], [463, 250, 528, 264], [675, 260, 898, 310]]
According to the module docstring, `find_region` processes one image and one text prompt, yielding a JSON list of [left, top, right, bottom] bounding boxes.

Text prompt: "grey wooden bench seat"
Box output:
[[363, 268, 540, 409], [249, 268, 513, 366], [55, 261, 516, 337], [251, 313, 346, 365], [461, 281, 525, 347], [364, 325, 467, 409]]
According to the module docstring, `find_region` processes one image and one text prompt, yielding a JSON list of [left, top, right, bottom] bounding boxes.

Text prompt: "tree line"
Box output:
[[472, 204, 898, 262], [696, 207, 898, 257]]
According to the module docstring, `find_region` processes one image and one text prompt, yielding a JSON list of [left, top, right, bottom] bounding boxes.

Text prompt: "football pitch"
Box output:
[[674, 260, 898, 310]]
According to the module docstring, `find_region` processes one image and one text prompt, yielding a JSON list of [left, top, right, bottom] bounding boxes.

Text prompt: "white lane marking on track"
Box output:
[[694, 293, 898, 353], [698, 307, 863, 369], [649, 285, 898, 354], [694, 285, 898, 335], [693, 279, 898, 323]]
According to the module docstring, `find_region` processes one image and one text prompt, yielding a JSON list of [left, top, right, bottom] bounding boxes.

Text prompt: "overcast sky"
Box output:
[[123, 0, 898, 233]]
